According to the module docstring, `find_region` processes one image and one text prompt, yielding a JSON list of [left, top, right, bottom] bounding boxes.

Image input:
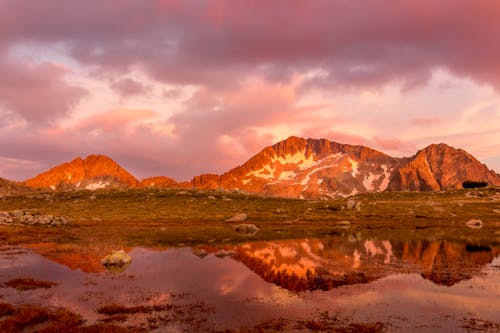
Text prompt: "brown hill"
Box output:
[[0, 177, 29, 196], [23, 155, 139, 190], [140, 176, 179, 188]]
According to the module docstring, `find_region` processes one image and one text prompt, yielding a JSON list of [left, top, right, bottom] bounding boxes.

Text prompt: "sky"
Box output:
[[1, 0, 500, 181]]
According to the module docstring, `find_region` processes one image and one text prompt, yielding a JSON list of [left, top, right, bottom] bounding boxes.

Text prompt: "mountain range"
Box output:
[[5, 136, 500, 198]]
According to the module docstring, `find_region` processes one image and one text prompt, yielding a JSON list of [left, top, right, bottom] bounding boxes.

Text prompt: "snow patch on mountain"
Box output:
[[349, 158, 359, 177], [271, 151, 316, 170], [86, 181, 111, 190]]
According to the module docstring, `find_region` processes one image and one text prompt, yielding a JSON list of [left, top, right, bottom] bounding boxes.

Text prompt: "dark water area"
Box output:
[[0, 236, 499, 332]]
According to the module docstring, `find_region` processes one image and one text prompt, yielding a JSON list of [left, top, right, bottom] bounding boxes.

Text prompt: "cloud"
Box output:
[[1, 1, 500, 91], [109, 78, 151, 98], [0, 0, 499, 179], [0, 59, 87, 124]]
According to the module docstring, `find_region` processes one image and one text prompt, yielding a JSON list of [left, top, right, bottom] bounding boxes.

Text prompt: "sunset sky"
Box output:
[[1, 0, 500, 181]]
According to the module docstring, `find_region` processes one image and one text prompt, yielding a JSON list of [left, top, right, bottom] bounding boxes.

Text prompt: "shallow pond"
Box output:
[[0, 237, 499, 332]]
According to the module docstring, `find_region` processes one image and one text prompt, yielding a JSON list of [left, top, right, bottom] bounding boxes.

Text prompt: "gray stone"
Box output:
[[336, 220, 351, 226], [346, 199, 356, 210], [233, 223, 260, 234], [193, 249, 208, 258], [214, 249, 236, 258], [11, 210, 24, 219], [465, 219, 483, 230], [225, 213, 248, 222]]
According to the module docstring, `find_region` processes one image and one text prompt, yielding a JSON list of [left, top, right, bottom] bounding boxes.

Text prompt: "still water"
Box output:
[[0, 237, 499, 332]]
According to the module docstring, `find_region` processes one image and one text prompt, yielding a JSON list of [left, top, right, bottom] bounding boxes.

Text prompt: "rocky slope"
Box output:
[[0, 177, 29, 196], [190, 137, 500, 198], [140, 176, 179, 188], [389, 143, 500, 191], [23, 155, 139, 190]]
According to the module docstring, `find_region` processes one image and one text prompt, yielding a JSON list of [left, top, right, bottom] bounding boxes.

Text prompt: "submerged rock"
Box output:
[[233, 223, 260, 236], [101, 250, 132, 267], [225, 213, 248, 222], [465, 219, 483, 230], [215, 249, 236, 258]]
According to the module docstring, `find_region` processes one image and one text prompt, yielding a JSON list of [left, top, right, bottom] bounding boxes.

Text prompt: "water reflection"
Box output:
[[227, 238, 500, 291], [0, 236, 499, 331]]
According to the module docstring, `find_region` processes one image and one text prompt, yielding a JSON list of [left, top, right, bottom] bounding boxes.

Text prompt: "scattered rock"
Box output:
[[193, 249, 208, 258], [225, 213, 248, 222], [207, 195, 216, 200], [493, 209, 500, 214], [275, 208, 287, 214], [465, 219, 483, 230], [89, 195, 97, 200], [101, 250, 132, 267], [336, 220, 350, 227], [214, 249, 236, 258], [0, 210, 71, 227], [346, 199, 362, 211], [233, 223, 260, 235]]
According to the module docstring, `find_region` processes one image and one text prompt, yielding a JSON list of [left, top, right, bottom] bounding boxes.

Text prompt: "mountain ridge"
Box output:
[[10, 137, 500, 198]]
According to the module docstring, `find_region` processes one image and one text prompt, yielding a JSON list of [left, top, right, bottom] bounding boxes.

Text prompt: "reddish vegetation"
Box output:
[[96, 304, 173, 315], [4, 278, 57, 291], [0, 303, 141, 333]]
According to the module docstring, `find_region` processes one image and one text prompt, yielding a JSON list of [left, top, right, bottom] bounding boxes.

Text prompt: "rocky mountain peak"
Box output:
[[23, 155, 139, 190]]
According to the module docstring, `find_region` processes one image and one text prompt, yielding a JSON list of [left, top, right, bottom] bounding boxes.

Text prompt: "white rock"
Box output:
[[465, 219, 483, 229], [225, 213, 248, 222]]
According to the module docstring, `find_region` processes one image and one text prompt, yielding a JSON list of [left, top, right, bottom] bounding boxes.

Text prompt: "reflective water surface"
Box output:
[[0, 237, 499, 332]]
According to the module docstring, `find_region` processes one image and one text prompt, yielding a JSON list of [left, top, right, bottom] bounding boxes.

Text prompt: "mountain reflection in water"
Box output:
[[228, 238, 499, 291], [0, 236, 499, 332]]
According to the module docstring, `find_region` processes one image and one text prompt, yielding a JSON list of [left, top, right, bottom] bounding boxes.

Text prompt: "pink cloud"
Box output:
[[109, 78, 151, 98], [0, 1, 499, 91], [410, 117, 441, 126], [0, 59, 87, 124]]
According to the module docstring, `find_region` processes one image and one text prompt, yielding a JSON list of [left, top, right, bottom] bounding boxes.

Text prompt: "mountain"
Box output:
[[20, 137, 500, 196], [389, 143, 500, 191], [140, 176, 179, 188], [0, 177, 29, 196], [23, 155, 139, 190], [189, 137, 500, 198]]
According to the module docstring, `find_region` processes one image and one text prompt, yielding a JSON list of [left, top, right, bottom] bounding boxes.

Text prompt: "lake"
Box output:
[[0, 236, 499, 332]]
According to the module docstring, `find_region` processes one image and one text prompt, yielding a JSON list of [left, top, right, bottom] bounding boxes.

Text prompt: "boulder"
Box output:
[[101, 250, 132, 267], [465, 219, 483, 230], [225, 213, 248, 222], [215, 249, 236, 258], [233, 223, 260, 234], [346, 199, 361, 210]]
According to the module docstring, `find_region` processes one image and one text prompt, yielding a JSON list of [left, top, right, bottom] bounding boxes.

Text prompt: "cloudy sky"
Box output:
[[1, 0, 500, 181]]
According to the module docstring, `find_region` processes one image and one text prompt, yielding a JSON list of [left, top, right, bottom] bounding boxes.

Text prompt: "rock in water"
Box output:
[[101, 250, 132, 267], [225, 213, 248, 222], [465, 219, 483, 230], [233, 223, 260, 234]]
